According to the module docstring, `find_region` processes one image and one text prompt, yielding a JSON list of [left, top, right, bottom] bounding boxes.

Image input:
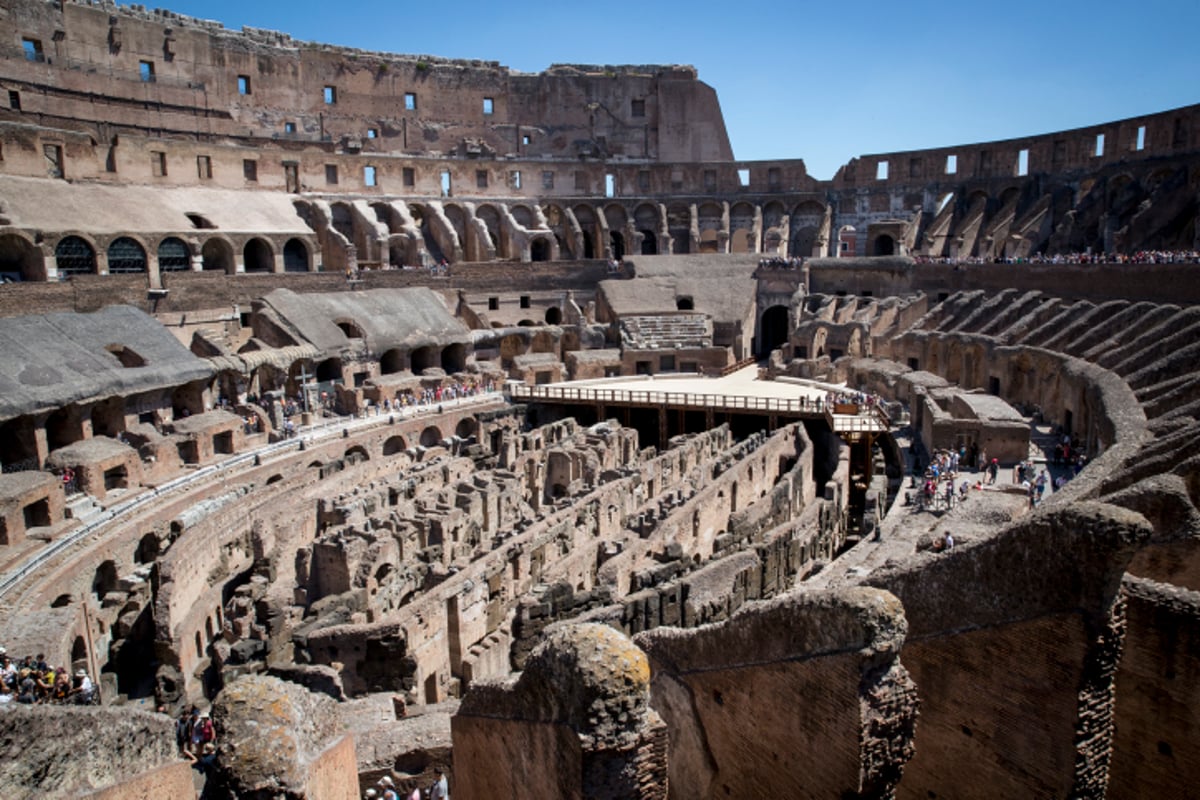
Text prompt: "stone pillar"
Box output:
[[453, 624, 668, 800]]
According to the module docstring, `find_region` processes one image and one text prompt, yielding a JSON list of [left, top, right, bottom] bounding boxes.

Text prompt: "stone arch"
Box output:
[[531, 238, 551, 262], [54, 235, 97, 276], [667, 204, 692, 254], [531, 330, 556, 354], [420, 425, 444, 448], [873, 234, 895, 256], [383, 435, 408, 456], [676, 296, 694, 311], [243, 237, 274, 273], [573, 204, 598, 258], [758, 305, 790, 357], [455, 418, 477, 438], [412, 345, 438, 373], [315, 357, 342, 382], [134, 532, 159, 564], [344, 444, 370, 465], [380, 348, 408, 374], [0, 232, 46, 281], [441, 343, 466, 373], [475, 204, 502, 251], [283, 238, 310, 272], [541, 204, 574, 259], [545, 306, 562, 325], [729, 202, 756, 254], [157, 237, 191, 272], [201, 237, 235, 272], [510, 204, 535, 228], [93, 559, 118, 601], [106, 236, 148, 273]]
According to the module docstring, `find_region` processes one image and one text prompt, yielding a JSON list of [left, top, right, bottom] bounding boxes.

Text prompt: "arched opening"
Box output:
[[315, 358, 342, 382], [135, 533, 159, 564], [412, 346, 437, 373], [0, 234, 45, 281], [581, 231, 594, 259], [72, 636, 87, 664], [90, 396, 125, 438], [157, 237, 191, 272], [201, 238, 234, 272], [676, 297, 694, 311], [46, 407, 83, 451], [283, 238, 309, 272], [873, 235, 895, 256], [335, 320, 364, 340], [107, 237, 147, 273], [344, 445, 369, 465], [476, 205, 502, 252], [441, 343, 466, 373], [383, 435, 408, 456], [93, 560, 118, 601], [530, 238, 551, 262], [455, 418, 477, 438], [420, 426, 443, 447], [0, 418, 39, 470], [610, 232, 625, 260], [639, 230, 658, 255], [52, 594, 73, 608], [757, 305, 790, 358], [243, 238, 274, 273], [54, 236, 96, 277], [380, 348, 407, 374], [544, 307, 562, 325]]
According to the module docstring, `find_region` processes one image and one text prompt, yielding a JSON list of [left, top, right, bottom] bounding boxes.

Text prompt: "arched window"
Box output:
[[283, 238, 308, 272], [55, 236, 96, 276], [244, 238, 273, 273], [107, 237, 147, 273], [201, 238, 233, 272], [157, 237, 191, 271]]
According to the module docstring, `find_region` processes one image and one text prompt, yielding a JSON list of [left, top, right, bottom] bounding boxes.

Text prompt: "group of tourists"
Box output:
[[758, 256, 805, 270], [914, 249, 1200, 266], [0, 648, 95, 705], [363, 769, 448, 800]]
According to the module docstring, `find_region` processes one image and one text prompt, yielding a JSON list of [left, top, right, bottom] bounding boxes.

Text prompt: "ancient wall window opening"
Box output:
[[876, 161, 889, 181], [483, 97, 494, 115], [405, 93, 417, 111], [440, 170, 452, 197], [510, 170, 521, 190], [909, 158, 922, 178], [283, 239, 308, 272], [488, 297, 499, 311], [638, 170, 651, 192], [243, 238, 273, 272], [367, 128, 378, 139], [522, 134, 531, 146], [158, 237, 190, 271], [703, 170, 716, 192], [197, 155, 212, 179], [243, 159, 258, 182], [631, 99, 646, 118], [54, 236, 96, 276], [401, 167, 415, 187], [574, 171, 587, 192], [365, 166, 377, 187], [107, 237, 147, 273], [237, 75, 251, 95], [542, 171, 554, 190], [520, 295, 531, 309], [676, 296, 694, 310], [605, 174, 615, 198], [945, 154, 957, 174], [22, 38, 45, 62], [151, 151, 167, 177], [325, 164, 339, 185], [7, 90, 20, 111], [1136, 125, 1146, 150], [139, 60, 155, 82], [1095, 133, 1105, 157], [1016, 149, 1029, 177], [768, 167, 781, 190], [284, 121, 296, 134], [44, 144, 63, 178], [324, 86, 337, 104], [336, 320, 365, 340], [476, 170, 488, 189], [737, 168, 750, 187]]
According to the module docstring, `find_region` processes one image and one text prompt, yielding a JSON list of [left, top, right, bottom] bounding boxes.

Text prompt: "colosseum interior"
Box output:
[[0, 1, 1198, 798]]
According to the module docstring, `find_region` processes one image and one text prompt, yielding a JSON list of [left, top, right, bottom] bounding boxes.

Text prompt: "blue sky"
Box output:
[[164, 0, 1199, 179]]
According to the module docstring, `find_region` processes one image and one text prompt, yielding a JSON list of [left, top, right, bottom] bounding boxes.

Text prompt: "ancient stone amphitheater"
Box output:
[[0, 1, 1198, 798]]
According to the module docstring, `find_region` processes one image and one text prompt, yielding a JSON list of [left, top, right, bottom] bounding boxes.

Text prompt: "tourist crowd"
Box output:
[[0, 648, 96, 705], [914, 249, 1200, 266], [758, 256, 805, 270]]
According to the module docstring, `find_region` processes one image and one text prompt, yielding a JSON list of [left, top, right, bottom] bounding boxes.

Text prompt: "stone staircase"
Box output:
[[619, 314, 711, 350], [65, 493, 104, 525]]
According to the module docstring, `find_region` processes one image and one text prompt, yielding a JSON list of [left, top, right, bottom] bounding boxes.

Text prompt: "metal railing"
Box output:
[[510, 383, 830, 416]]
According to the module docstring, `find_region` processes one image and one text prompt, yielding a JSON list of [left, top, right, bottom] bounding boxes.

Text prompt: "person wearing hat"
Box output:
[[70, 669, 95, 704], [364, 790, 378, 799], [377, 776, 399, 800]]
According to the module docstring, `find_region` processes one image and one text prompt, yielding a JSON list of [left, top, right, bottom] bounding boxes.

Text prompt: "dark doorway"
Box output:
[[757, 305, 790, 358], [530, 239, 550, 262], [873, 235, 895, 256], [640, 230, 658, 255], [283, 238, 308, 272], [610, 232, 625, 260], [244, 238, 273, 272]]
